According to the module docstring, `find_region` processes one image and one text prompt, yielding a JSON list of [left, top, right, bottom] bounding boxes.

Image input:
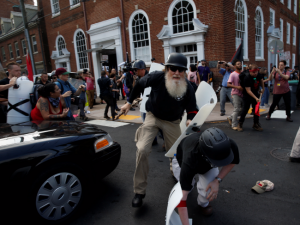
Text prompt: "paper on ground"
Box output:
[[166, 182, 192, 225], [166, 82, 217, 157]]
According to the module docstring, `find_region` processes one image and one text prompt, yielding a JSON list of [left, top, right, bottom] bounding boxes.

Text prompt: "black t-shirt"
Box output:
[[176, 132, 240, 191], [129, 71, 197, 121], [0, 78, 10, 98], [35, 80, 50, 85], [240, 70, 262, 97]]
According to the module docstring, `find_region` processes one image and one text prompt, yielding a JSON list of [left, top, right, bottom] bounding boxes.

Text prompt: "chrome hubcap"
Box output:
[[36, 172, 82, 221]]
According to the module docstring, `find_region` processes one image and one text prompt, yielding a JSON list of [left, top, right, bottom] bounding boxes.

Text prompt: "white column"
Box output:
[[92, 49, 101, 96], [162, 41, 171, 63], [66, 60, 71, 72], [115, 38, 124, 67], [197, 40, 205, 61]]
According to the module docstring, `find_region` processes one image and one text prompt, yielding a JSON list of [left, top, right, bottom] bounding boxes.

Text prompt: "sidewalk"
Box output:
[[83, 98, 270, 124]]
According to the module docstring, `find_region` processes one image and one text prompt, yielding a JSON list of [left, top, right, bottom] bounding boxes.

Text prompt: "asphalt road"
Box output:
[[70, 112, 300, 225]]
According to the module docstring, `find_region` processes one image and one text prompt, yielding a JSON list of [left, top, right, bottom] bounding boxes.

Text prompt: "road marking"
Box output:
[[268, 110, 294, 119], [84, 120, 129, 128], [117, 115, 141, 120]]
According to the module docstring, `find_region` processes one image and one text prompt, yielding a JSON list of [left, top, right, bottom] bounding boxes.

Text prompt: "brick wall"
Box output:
[[0, 0, 34, 20]]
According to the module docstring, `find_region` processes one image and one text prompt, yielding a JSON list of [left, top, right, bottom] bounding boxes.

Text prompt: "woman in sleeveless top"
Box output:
[[31, 83, 69, 121], [187, 64, 200, 85]]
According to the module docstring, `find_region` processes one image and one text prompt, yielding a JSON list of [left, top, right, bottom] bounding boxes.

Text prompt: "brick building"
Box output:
[[0, 2, 51, 74], [39, 0, 298, 94]]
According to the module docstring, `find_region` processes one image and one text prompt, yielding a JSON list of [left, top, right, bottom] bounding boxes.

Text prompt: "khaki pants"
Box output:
[[133, 111, 181, 194], [86, 89, 95, 108]]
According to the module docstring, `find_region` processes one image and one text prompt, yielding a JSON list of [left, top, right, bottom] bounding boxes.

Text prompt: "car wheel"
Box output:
[[29, 164, 88, 224]]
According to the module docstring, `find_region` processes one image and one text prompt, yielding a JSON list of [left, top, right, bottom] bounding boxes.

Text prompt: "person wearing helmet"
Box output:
[[121, 53, 198, 208], [132, 59, 148, 78], [173, 128, 240, 224]]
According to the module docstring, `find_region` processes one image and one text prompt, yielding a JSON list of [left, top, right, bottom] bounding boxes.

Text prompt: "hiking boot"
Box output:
[[199, 204, 213, 216], [227, 117, 232, 126], [237, 122, 243, 132], [132, 194, 145, 207], [220, 112, 225, 116], [286, 117, 293, 122], [253, 123, 263, 131]]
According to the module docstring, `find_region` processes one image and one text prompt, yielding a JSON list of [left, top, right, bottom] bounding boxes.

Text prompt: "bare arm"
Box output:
[[0, 77, 17, 92], [74, 85, 85, 96], [37, 97, 68, 120], [277, 69, 289, 80], [178, 190, 190, 225], [245, 87, 259, 102], [227, 82, 243, 91], [197, 72, 201, 83]]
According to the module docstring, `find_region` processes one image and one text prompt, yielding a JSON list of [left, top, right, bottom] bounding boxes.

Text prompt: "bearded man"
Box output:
[[121, 53, 198, 208]]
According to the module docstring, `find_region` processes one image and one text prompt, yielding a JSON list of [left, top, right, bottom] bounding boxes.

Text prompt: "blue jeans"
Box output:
[[261, 87, 269, 106], [220, 87, 233, 113]]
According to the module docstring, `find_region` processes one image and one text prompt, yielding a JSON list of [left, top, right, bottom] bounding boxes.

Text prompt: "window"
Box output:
[[293, 26, 296, 45], [280, 0, 284, 4], [172, 0, 194, 34], [175, 44, 197, 53], [1, 47, 6, 61], [294, 0, 297, 14], [287, 22, 290, 44], [21, 39, 27, 55], [292, 53, 295, 69], [287, 0, 291, 9], [8, 44, 13, 59], [15, 42, 20, 57], [286, 59, 290, 67], [130, 12, 151, 62], [255, 8, 264, 58], [269, 8, 275, 26], [51, 0, 60, 15], [31, 36, 38, 53], [62, 62, 67, 68], [280, 18, 283, 41], [74, 30, 88, 70], [70, 0, 80, 5], [11, 18, 15, 29], [56, 36, 66, 56], [235, 0, 248, 58]]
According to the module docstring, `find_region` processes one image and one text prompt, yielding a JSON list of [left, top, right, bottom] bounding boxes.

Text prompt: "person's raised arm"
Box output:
[[0, 77, 17, 92], [277, 69, 289, 80], [37, 98, 69, 120]]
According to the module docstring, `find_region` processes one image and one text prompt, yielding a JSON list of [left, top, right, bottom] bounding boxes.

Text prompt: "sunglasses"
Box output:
[[169, 66, 185, 73]]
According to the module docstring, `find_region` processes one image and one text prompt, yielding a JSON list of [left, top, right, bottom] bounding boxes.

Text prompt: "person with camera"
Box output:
[[218, 61, 235, 116], [31, 83, 69, 121], [197, 59, 210, 83], [238, 64, 264, 131], [266, 60, 293, 122], [54, 68, 85, 120], [174, 128, 239, 224], [121, 53, 198, 208]]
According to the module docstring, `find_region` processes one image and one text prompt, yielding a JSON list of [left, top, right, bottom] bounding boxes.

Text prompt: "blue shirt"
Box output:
[[198, 66, 210, 82], [219, 68, 232, 87], [79, 81, 86, 100], [55, 79, 77, 117]]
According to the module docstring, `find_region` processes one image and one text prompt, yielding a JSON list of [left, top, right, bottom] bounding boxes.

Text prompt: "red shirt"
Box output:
[[31, 98, 63, 121], [273, 71, 290, 95]]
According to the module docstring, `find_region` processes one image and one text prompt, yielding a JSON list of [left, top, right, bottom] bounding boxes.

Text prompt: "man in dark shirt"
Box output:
[[197, 59, 211, 82], [121, 53, 198, 208], [173, 128, 239, 223], [35, 73, 50, 85], [238, 64, 264, 131], [98, 71, 115, 120]]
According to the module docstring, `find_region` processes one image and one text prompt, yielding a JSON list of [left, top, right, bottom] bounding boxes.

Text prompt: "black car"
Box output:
[[0, 121, 121, 224]]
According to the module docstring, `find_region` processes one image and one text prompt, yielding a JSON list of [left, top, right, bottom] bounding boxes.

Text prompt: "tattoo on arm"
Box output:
[[49, 114, 62, 119], [38, 98, 49, 112]]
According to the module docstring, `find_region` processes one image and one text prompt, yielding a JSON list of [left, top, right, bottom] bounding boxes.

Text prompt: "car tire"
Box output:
[[27, 163, 89, 224]]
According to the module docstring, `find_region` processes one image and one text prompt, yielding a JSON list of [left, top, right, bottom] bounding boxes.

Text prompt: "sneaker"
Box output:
[[227, 117, 232, 126], [132, 193, 146, 207], [220, 112, 225, 116], [264, 103, 270, 107], [253, 123, 263, 131], [199, 204, 213, 216]]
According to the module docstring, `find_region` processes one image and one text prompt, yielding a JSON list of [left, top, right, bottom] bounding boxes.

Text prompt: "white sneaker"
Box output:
[[264, 103, 270, 107]]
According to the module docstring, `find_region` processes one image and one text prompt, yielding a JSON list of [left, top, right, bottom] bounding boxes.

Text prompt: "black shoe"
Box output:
[[132, 193, 145, 207], [116, 108, 121, 111], [130, 107, 136, 111], [286, 117, 293, 122], [104, 115, 110, 119], [122, 97, 125, 100], [152, 139, 158, 146], [289, 157, 300, 162]]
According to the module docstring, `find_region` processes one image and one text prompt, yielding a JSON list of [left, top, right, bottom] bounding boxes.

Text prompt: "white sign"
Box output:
[[102, 55, 108, 61]]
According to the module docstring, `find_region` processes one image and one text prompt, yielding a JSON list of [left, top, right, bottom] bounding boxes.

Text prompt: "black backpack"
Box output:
[[30, 84, 43, 109]]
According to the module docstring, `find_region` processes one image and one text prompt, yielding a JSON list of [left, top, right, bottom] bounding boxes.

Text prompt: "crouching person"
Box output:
[[173, 128, 240, 224]]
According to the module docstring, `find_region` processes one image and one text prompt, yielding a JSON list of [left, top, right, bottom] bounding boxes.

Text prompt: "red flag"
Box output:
[[255, 102, 260, 116], [26, 54, 33, 81]]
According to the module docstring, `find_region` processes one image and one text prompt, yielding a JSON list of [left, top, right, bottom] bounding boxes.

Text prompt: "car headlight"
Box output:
[[94, 134, 114, 153]]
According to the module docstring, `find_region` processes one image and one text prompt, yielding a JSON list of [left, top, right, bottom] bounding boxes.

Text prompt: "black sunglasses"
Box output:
[[169, 66, 185, 73]]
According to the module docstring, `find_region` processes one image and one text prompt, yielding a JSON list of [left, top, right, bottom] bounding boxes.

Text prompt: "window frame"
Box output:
[[1, 24, 5, 34], [287, 0, 291, 10], [292, 53, 295, 69], [234, 0, 249, 60], [56, 35, 66, 56], [255, 6, 264, 60], [293, 25, 296, 46], [14, 42, 20, 58], [11, 18, 15, 29], [280, 0, 284, 4], [73, 29, 89, 71], [286, 22, 290, 44], [1, 47, 6, 61], [294, 0, 297, 14], [21, 39, 27, 56], [8, 44, 13, 59], [51, 0, 60, 17], [128, 9, 152, 64], [269, 8, 275, 27], [171, 0, 195, 34], [279, 18, 284, 42], [31, 35, 38, 53]]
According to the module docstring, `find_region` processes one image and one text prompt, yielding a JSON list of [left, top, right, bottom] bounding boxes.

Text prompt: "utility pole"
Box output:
[[19, 0, 36, 75]]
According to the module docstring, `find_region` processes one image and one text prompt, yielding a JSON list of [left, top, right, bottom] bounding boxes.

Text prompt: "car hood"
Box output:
[[0, 121, 107, 147]]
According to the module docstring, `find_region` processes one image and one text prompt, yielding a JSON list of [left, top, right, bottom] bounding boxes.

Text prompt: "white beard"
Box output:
[[165, 72, 187, 99]]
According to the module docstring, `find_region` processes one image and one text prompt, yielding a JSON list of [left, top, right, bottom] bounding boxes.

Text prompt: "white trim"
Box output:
[[235, 0, 248, 60], [287, 0, 291, 10], [31, 35, 38, 53], [279, 18, 283, 42], [255, 6, 264, 60], [56, 35, 66, 56], [280, 0, 284, 4], [293, 25, 296, 46], [128, 9, 152, 64], [294, 0, 297, 14], [167, 0, 197, 35], [269, 8, 275, 27], [69, 0, 81, 10], [73, 28, 89, 71], [286, 22, 290, 44], [292, 53, 295, 69]]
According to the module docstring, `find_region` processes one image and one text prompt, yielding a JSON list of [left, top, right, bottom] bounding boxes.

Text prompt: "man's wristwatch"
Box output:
[[215, 177, 222, 183]]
